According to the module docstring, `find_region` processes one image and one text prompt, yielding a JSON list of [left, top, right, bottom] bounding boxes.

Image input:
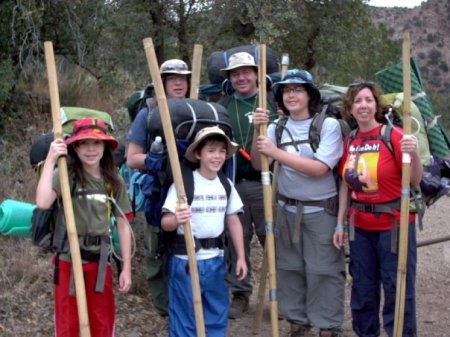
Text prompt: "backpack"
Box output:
[[160, 164, 232, 256], [346, 106, 444, 230], [30, 177, 121, 290], [30, 107, 117, 171], [126, 84, 154, 122], [138, 98, 234, 231], [30, 175, 114, 253], [274, 94, 353, 152], [206, 45, 279, 84]]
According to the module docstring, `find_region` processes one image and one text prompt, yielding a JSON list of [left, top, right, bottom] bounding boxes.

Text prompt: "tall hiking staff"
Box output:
[[44, 41, 91, 337], [142, 37, 205, 337], [190, 44, 203, 99], [393, 31, 412, 337], [253, 52, 289, 335], [256, 43, 279, 337]]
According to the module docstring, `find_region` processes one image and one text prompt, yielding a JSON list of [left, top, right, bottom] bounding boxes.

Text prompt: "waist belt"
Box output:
[[172, 234, 223, 255], [350, 199, 400, 214], [349, 199, 400, 254], [277, 194, 338, 247], [54, 234, 111, 295], [278, 194, 337, 210]]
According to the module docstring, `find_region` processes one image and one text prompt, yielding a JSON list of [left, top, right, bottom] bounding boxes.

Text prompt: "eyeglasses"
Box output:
[[280, 86, 306, 94]]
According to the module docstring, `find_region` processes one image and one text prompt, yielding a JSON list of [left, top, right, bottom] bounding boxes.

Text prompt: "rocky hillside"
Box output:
[[371, 0, 450, 104]]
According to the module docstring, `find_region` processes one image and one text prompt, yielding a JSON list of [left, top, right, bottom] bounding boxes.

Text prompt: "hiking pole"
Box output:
[[393, 31, 412, 337], [254, 52, 289, 335], [417, 234, 450, 247], [257, 43, 280, 337], [44, 41, 91, 337], [190, 44, 203, 99], [142, 37, 205, 337]]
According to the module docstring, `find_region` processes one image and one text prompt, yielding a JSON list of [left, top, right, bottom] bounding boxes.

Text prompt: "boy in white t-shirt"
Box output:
[[161, 126, 248, 337]]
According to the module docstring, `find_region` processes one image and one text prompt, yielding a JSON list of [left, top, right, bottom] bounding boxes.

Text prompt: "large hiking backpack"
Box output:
[[207, 44, 279, 84], [139, 98, 234, 228], [30, 177, 122, 290], [30, 107, 122, 171], [274, 90, 353, 152]]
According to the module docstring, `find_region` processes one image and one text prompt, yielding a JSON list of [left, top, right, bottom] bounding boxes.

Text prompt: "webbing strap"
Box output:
[[349, 199, 400, 253]]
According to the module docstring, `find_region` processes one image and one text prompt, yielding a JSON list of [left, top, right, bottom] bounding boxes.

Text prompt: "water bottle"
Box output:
[[150, 136, 164, 154]]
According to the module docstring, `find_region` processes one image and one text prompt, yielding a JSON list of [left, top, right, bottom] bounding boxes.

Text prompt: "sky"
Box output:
[[369, 0, 426, 7]]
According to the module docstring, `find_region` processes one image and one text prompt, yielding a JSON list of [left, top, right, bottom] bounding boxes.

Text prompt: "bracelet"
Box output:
[[335, 224, 345, 231]]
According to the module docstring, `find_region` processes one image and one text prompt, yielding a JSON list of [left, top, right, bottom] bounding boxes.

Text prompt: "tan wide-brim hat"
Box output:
[[185, 126, 238, 163], [220, 52, 258, 77]]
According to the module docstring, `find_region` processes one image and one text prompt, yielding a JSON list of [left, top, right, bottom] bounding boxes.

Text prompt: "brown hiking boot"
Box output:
[[229, 294, 249, 319], [319, 329, 343, 337], [290, 323, 311, 337]]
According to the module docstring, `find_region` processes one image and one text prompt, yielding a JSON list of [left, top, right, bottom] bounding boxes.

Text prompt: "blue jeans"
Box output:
[[349, 223, 417, 337]]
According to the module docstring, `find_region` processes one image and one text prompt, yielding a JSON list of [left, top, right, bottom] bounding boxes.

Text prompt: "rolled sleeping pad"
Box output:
[[0, 199, 36, 237], [148, 98, 233, 142]]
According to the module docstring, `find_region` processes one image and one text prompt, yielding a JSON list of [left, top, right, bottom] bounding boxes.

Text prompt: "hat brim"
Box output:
[[65, 133, 119, 150], [273, 81, 321, 106], [161, 70, 192, 75], [220, 64, 258, 78], [185, 133, 238, 163]]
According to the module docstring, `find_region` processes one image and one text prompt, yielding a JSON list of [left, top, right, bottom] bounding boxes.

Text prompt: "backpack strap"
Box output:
[[167, 164, 232, 255], [181, 163, 231, 205], [309, 100, 330, 153], [275, 116, 289, 149], [380, 124, 394, 155]]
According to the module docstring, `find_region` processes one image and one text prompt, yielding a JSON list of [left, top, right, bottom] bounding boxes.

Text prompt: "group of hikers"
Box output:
[[36, 50, 422, 337]]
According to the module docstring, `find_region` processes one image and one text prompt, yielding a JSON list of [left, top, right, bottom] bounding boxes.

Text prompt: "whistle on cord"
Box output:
[[239, 148, 251, 161]]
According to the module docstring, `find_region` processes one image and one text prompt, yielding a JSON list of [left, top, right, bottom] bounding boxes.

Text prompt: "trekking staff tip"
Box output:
[[190, 44, 203, 99]]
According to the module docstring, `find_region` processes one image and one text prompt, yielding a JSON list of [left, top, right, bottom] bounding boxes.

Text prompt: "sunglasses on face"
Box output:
[[348, 81, 376, 89], [280, 86, 306, 94]]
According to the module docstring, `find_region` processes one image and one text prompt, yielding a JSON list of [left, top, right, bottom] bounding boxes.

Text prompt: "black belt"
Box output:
[[172, 235, 223, 255]]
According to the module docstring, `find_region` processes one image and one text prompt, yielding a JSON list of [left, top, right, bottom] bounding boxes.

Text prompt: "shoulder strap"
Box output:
[[275, 116, 289, 148], [181, 164, 195, 205], [217, 170, 232, 200], [309, 101, 329, 153], [346, 128, 358, 150], [267, 91, 277, 114], [181, 164, 232, 205], [380, 124, 394, 155]]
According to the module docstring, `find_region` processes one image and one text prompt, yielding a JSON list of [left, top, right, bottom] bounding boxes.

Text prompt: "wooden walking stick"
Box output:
[[44, 41, 91, 337], [257, 43, 279, 337], [190, 44, 203, 99], [393, 31, 412, 337], [142, 37, 205, 337], [254, 52, 289, 335]]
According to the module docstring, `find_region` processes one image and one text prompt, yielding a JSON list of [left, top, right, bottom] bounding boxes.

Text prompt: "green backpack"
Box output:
[[60, 106, 114, 136]]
